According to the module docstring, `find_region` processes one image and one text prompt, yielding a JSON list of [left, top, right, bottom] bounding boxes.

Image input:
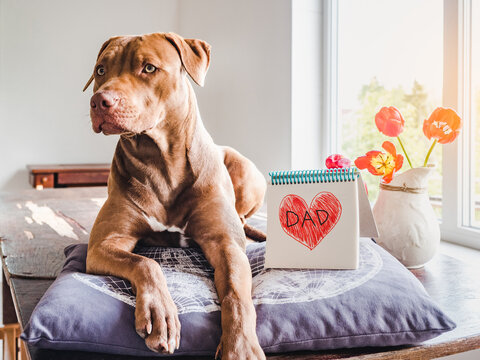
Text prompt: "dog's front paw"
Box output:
[[216, 296, 265, 360], [135, 287, 180, 354], [216, 324, 265, 360], [216, 332, 265, 360]]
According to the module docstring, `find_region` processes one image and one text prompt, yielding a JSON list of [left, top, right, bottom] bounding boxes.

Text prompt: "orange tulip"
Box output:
[[423, 107, 462, 144], [422, 107, 462, 166], [375, 106, 405, 137], [354, 141, 404, 184]]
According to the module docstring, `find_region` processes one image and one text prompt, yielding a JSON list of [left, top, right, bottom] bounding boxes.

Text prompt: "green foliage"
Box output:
[[341, 78, 443, 206]]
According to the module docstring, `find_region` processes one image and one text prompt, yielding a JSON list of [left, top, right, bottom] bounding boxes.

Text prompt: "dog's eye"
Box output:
[[96, 66, 105, 76], [143, 64, 157, 73]]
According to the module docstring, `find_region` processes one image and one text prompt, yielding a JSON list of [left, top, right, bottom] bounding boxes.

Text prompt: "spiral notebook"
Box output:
[[265, 168, 378, 270]]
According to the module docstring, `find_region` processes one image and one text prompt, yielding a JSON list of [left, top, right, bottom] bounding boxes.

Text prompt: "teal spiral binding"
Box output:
[[268, 168, 359, 185]]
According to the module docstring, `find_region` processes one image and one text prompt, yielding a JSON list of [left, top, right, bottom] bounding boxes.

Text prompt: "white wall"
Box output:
[[177, 0, 292, 176], [0, 0, 293, 190]]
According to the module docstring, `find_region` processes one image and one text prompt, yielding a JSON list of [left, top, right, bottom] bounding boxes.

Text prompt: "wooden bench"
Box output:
[[0, 187, 479, 359], [27, 164, 110, 189]]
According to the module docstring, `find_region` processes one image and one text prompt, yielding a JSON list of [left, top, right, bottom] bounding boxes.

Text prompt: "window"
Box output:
[[470, 0, 480, 227], [441, 0, 480, 246], [337, 0, 444, 216], [319, 0, 480, 247]]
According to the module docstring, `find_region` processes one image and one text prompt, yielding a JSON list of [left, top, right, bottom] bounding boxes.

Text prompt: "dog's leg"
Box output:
[[86, 200, 180, 354], [187, 200, 265, 360], [222, 146, 267, 241]]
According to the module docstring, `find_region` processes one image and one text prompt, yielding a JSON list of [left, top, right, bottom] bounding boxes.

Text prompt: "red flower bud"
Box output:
[[326, 154, 352, 169]]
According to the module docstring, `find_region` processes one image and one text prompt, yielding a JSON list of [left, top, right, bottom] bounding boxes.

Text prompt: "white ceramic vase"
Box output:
[[372, 166, 440, 269]]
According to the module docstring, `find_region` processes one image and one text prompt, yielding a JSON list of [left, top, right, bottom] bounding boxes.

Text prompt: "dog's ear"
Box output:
[[82, 38, 115, 92], [164, 32, 211, 87]]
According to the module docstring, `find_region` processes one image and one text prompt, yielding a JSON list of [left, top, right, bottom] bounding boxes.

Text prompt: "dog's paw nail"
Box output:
[[176, 335, 180, 350], [136, 328, 146, 339], [146, 323, 152, 335], [168, 339, 175, 353]]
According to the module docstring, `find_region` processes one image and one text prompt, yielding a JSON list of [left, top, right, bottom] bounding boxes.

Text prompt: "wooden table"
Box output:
[[0, 188, 479, 360]]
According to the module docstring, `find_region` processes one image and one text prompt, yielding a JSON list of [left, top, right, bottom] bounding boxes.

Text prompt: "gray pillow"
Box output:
[[21, 238, 455, 356]]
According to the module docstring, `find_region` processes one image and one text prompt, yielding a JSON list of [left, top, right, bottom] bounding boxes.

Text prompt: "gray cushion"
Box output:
[[21, 236, 455, 356]]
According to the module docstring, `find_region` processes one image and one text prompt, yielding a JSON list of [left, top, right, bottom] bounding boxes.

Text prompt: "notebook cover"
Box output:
[[265, 173, 360, 270]]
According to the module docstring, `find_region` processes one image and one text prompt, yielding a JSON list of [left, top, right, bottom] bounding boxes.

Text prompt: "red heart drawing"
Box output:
[[279, 192, 342, 250]]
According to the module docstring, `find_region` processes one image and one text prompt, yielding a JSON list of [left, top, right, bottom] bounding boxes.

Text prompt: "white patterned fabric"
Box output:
[[73, 238, 382, 315]]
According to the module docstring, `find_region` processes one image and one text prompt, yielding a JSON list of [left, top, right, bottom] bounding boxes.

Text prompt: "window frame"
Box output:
[[319, 0, 480, 249], [441, 0, 480, 248]]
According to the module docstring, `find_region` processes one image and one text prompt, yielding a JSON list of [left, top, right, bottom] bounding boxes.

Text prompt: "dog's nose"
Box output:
[[90, 91, 119, 112]]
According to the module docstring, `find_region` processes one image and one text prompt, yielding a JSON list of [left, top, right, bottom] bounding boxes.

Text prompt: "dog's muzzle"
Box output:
[[90, 91, 127, 134]]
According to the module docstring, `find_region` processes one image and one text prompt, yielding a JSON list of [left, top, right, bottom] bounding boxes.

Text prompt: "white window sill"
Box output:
[[440, 240, 480, 265]]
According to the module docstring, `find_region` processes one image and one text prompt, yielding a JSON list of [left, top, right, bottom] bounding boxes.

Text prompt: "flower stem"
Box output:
[[424, 139, 437, 167], [397, 136, 413, 168]]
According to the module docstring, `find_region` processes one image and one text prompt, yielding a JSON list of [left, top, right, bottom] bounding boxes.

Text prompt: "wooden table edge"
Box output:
[[4, 278, 32, 360], [2, 243, 13, 286], [352, 335, 480, 360]]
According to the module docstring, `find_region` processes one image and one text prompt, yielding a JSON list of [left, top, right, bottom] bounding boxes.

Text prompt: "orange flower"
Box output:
[[375, 106, 405, 137], [423, 107, 462, 144], [354, 141, 404, 184]]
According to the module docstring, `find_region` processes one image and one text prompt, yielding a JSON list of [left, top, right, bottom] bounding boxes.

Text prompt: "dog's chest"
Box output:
[[142, 213, 192, 248]]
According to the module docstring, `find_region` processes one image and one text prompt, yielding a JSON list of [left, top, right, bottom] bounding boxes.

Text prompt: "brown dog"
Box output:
[[83, 32, 267, 359]]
